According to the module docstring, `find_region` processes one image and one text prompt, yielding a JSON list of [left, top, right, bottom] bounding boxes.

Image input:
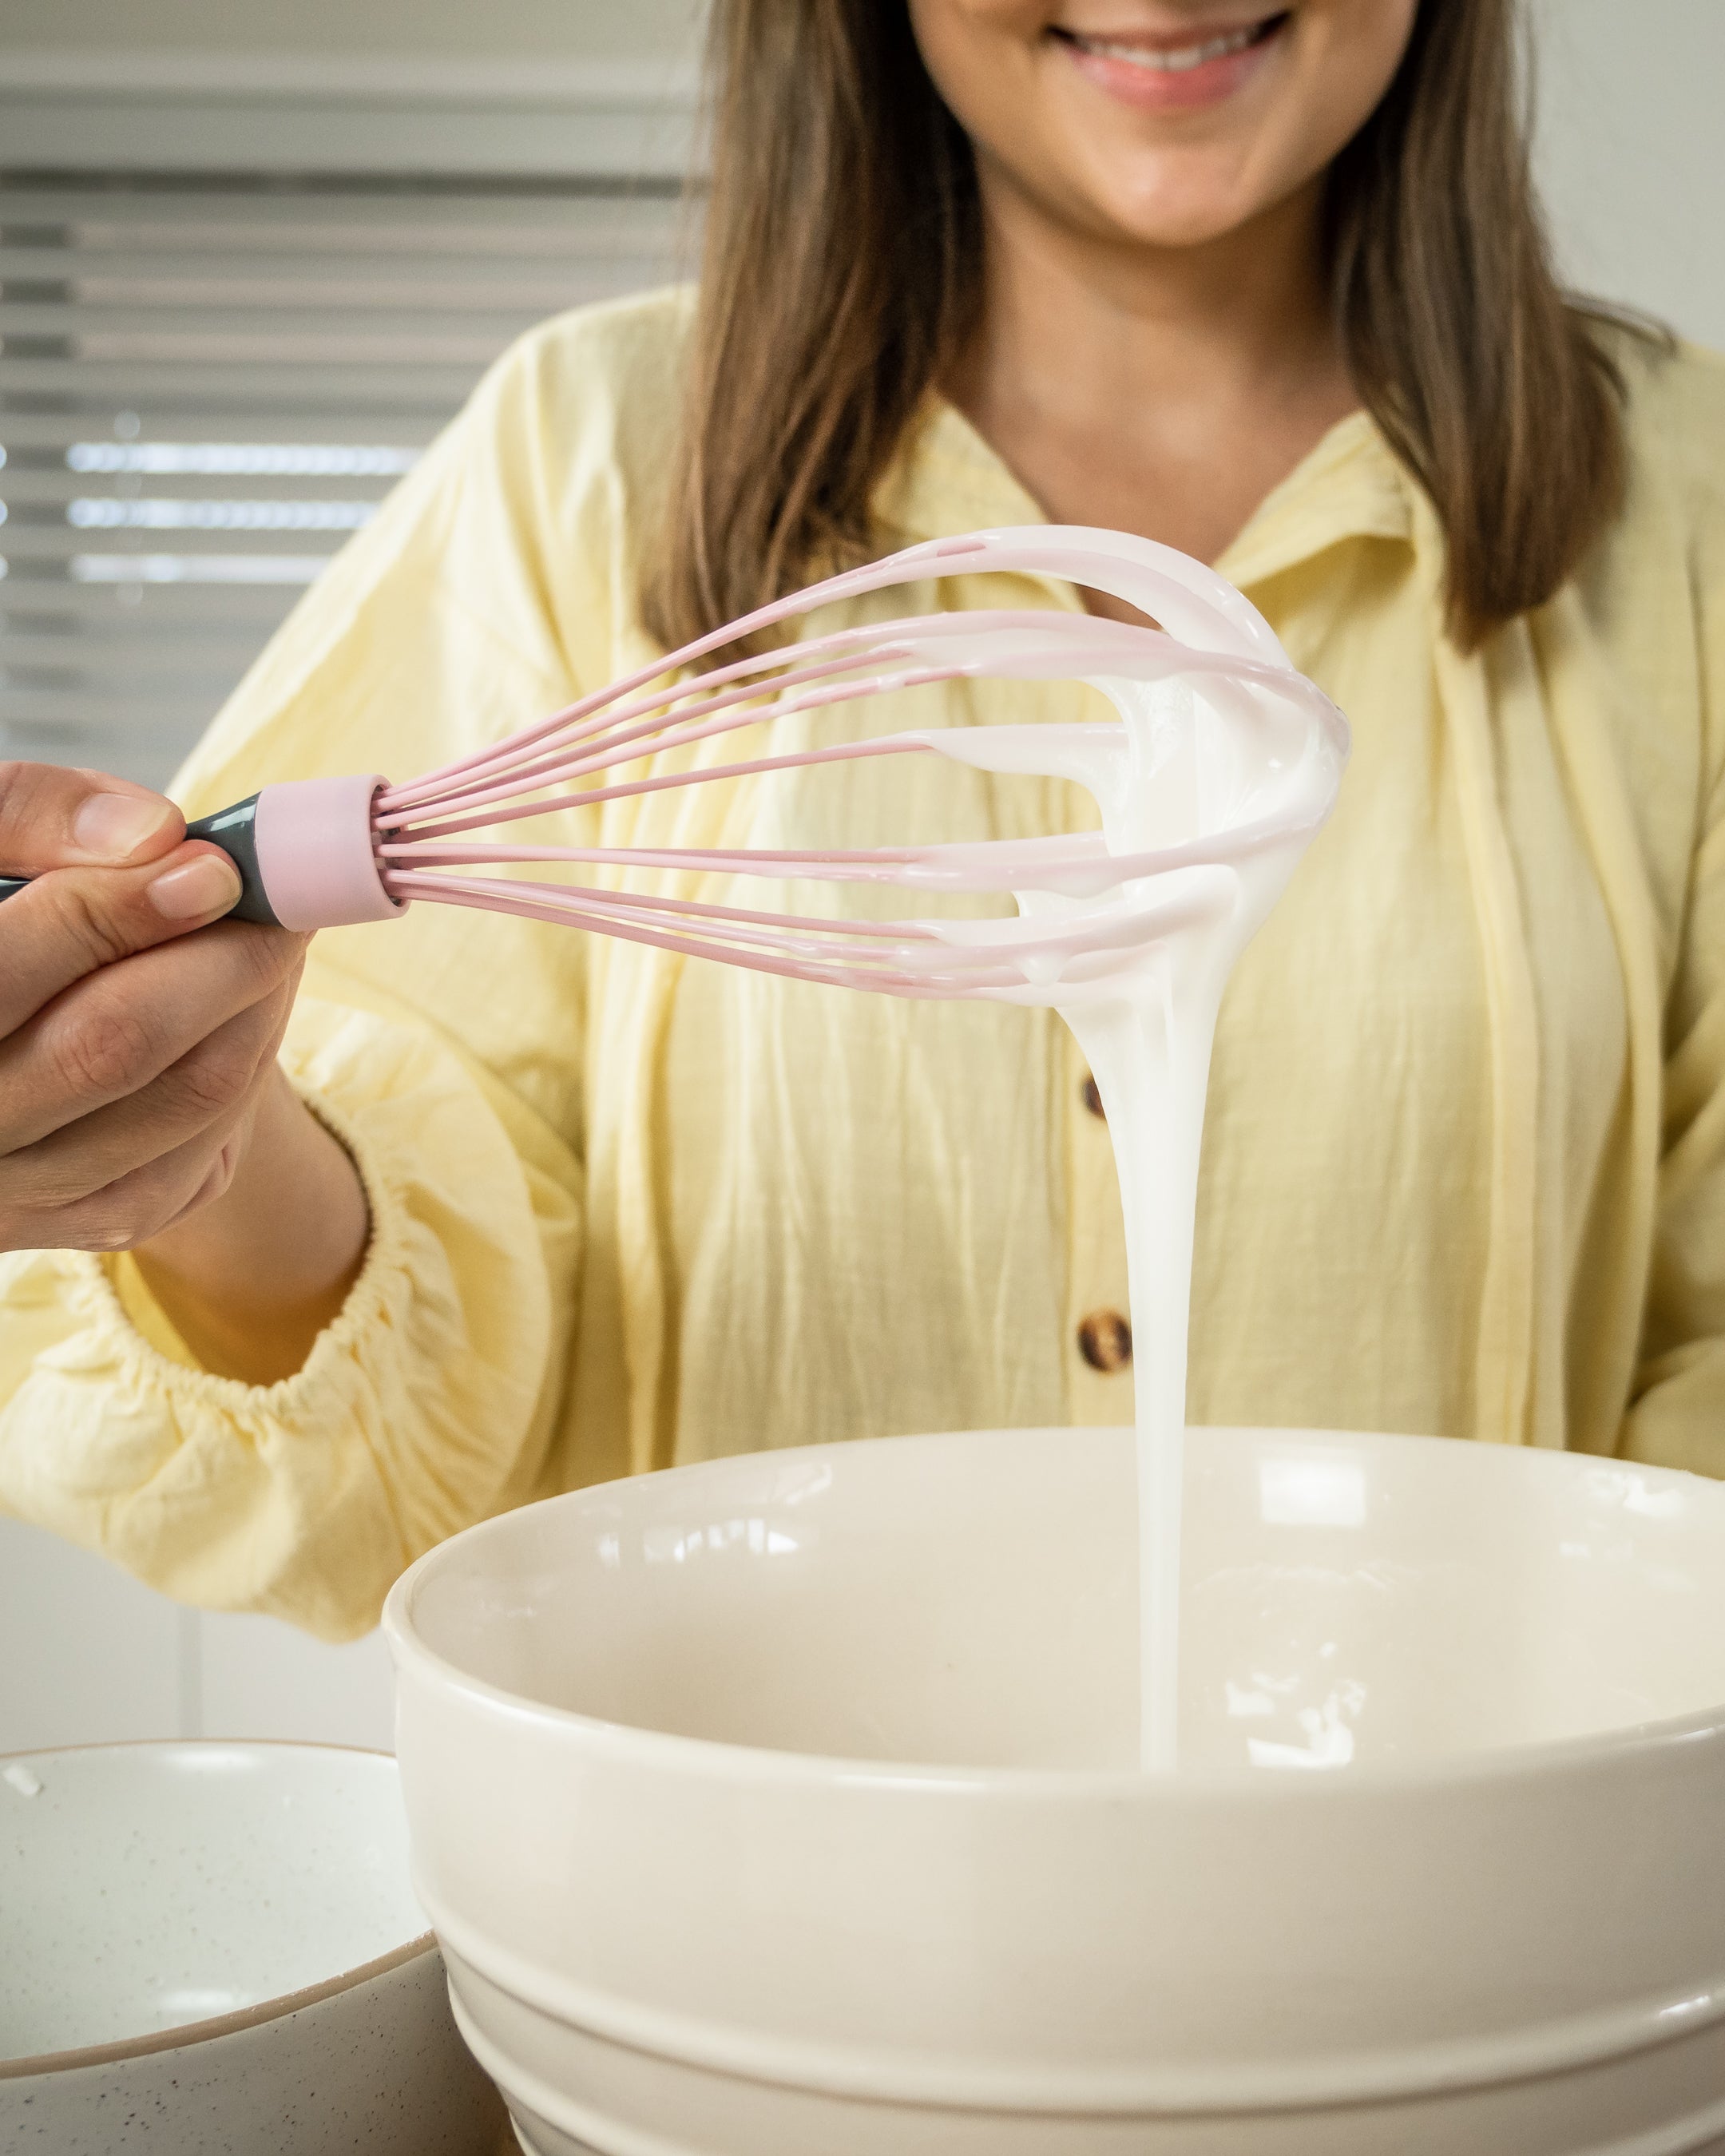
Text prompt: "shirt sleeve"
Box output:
[[0, 314, 616, 1639], [1620, 421, 1725, 1472], [1621, 759, 1725, 1471]]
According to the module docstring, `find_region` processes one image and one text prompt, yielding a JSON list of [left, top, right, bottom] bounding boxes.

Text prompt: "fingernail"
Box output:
[[73, 791, 177, 862], [149, 851, 243, 921]]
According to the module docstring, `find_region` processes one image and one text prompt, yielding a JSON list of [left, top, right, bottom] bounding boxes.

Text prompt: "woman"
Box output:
[[0, 1, 1719, 1639]]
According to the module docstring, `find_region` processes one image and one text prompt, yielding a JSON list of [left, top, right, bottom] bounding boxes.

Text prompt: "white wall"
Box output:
[[0, 0, 705, 176], [0, 0, 701, 62], [1, 1530, 395, 1753], [1530, 0, 1725, 350]]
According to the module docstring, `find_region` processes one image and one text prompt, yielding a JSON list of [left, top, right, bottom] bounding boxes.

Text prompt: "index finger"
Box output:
[[0, 843, 244, 1041], [0, 762, 184, 881]]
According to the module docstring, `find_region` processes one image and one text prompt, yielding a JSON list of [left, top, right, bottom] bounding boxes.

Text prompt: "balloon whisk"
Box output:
[[2, 527, 1349, 1005]]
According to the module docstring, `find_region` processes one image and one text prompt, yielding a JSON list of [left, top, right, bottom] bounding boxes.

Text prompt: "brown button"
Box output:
[[1081, 1072, 1105, 1120], [1077, 1310, 1132, 1373]]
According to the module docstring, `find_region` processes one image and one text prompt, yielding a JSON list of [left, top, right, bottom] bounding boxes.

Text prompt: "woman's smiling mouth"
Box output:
[[1052, 12, 1292, 109]]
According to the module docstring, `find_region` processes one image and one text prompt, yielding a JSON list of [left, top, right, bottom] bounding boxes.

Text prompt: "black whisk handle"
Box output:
[[0, 794, 284, 926], [184, 795, 283, 925]]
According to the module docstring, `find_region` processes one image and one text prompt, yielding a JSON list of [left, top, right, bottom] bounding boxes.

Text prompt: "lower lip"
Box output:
[[1058, 18, 1286, 113]]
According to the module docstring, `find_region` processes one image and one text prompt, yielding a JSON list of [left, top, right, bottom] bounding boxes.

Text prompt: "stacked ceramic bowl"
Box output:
[[0, 1742, 502, 2154], [387, 1425, 1725, 2156]]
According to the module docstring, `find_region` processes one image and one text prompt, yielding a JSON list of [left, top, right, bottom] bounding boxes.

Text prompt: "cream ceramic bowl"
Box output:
[[385, 1426, 1725, 2156], [0, 1741, 504, 2154]]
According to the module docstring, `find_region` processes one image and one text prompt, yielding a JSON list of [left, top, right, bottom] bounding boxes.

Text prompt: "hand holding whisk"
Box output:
[[0, 526, 1348, 1006]]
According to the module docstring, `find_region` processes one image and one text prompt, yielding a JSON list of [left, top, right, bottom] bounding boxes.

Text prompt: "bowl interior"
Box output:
[[402, 1427, 1725, 1774], [0, 1744, 426, 2064]]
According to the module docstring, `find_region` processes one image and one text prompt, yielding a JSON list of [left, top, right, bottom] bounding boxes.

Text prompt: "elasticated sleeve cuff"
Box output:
[[0, 996, 573, 1641]]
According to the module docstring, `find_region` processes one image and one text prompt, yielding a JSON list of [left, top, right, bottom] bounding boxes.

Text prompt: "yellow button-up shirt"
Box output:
[[3, 291, 1722, 1639]]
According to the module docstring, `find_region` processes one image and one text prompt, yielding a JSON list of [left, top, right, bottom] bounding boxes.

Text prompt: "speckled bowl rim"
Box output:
[[0, 1737, 437, 2082]]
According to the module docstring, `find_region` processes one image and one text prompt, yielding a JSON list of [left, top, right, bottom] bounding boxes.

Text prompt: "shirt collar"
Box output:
[[878, 393, 1415, 595]]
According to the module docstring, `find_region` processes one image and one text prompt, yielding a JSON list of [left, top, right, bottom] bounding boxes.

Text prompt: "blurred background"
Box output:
[[2, 0, 1722, 1756]]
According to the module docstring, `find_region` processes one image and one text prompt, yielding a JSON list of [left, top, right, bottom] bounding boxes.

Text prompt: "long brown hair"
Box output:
[[644, 0, 1644, 655]]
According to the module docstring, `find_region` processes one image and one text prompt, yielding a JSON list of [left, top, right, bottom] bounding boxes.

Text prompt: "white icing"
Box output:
[[921, 661, 1345, 1770]]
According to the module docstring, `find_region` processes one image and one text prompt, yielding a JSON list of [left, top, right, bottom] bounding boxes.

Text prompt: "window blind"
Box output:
[[0, 176, 686, 791]]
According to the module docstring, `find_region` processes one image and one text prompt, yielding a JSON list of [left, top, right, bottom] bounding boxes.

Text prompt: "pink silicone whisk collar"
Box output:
[[254, 775, 403, 931]]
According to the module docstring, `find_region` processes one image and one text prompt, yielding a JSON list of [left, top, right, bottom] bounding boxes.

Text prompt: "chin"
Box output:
[[1072, 155, 1273, 251]]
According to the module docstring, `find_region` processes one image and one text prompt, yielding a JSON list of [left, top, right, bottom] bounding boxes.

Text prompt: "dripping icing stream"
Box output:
[[936, 653, 1348, 1769]]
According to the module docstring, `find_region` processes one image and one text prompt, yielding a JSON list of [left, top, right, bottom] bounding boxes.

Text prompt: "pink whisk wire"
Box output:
[[366, 637, 1060, 990]]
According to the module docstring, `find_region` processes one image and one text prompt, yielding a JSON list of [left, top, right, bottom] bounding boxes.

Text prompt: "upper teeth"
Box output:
[[1073, 22, 1263, 71]]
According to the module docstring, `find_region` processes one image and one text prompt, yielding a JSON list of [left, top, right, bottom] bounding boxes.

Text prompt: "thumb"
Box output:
[[0, 762, 184, 879]]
